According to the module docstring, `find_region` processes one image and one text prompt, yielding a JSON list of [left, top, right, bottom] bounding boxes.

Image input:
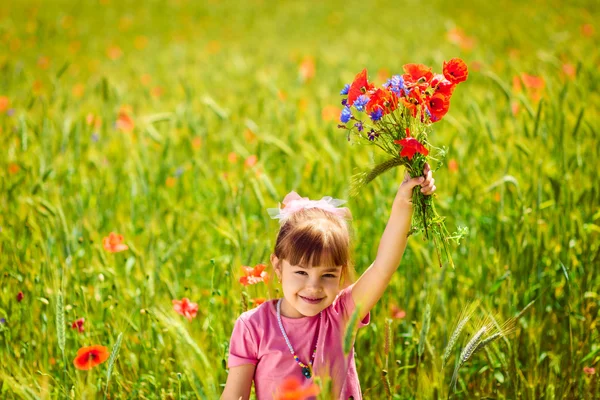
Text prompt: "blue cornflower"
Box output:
[[354, 121, 364, 132], [0, 318, 6, 324], [369, 108, 383, 121], [353, 95, 369, 112], [340, 107, 352, 123], [175, 167, 184, 177], [383, 75, 405, 96], [91, 133, 99, 142], [340, 84, 350, 95], [367, 129, 379, 141]]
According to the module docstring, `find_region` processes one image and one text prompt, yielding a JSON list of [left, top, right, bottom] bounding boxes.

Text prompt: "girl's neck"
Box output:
[[279, 298, 305, 318]]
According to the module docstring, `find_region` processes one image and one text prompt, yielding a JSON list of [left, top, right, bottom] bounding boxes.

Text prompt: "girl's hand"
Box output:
[[394, 163, 436, 207]]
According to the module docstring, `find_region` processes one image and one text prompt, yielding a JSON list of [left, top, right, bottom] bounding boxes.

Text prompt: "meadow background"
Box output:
[[1, 0, 599, 398]]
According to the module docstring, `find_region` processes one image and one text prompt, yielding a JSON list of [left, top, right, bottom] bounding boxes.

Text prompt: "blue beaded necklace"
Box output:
[[276, 298, 322, 379]]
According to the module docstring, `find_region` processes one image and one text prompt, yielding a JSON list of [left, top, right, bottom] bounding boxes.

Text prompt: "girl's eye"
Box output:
[[323, 274, 337, 278], [295, 271, 308, 276]]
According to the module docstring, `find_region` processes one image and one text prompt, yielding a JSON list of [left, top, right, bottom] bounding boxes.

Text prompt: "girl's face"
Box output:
[[271, 255, 343, 318]]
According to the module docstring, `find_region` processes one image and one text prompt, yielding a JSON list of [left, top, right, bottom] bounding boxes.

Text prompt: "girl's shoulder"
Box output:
[[236, 299, 277, 328]]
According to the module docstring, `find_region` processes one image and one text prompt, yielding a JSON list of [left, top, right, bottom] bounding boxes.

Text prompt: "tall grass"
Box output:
[[0, 0, 598, 398]]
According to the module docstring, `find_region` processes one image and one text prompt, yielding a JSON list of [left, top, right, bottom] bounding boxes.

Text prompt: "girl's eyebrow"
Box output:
[[294, 264, 341, 273]]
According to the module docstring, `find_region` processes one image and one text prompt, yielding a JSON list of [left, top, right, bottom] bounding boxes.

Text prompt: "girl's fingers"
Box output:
[[423, 163, 431, 175], [421, 185, 436, 195], [421, 176, 434, 188]]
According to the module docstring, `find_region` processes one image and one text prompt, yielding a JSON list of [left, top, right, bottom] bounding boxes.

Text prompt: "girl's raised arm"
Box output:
[[221, 364, 256, 400], [351, 164, 436, 321]]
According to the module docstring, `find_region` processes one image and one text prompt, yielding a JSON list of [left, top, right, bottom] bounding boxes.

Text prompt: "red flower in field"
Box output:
[[443, 58, 468, 84], [251, 298, 266, 308], [116, 107, 134, 133], [102, 232, 129, 253], [0, 96, 9, 113], [347, 69, 374, 106], [239, 264, 270, 286], [299, 56, 316, 82], [8, 164, 20, 174], [390, 304, 406, 319], [584, 366, 596, 375], [245, 155, 258, 168], [73, 345, 109, 370], [71, 318, 85, 333], [366, 88, 398, 115], [520, 73, 544, 89], [16, 291, 24, 302], [321, 105, 340, 122], [448, 159, 459, 173], [172, 298, 199, 322], [274, 376, 320, 400], [562, 63, 576, 80], [394, 130, 429, 160], [430, 74, 455, 96], [426, 92, 451, 122]]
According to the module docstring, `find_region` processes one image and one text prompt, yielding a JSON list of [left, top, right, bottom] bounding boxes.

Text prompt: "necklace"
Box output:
[[276, 298, 322, 379]]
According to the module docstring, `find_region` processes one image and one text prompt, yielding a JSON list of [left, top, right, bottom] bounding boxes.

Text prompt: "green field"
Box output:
[[1, 0, 599, 398]]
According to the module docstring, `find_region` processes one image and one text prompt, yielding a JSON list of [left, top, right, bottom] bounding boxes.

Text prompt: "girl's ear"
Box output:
[[270, 253, 282, 278]]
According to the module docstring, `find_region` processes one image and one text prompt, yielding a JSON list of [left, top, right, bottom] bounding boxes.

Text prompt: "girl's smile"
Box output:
[[272, 256, 343, 318]]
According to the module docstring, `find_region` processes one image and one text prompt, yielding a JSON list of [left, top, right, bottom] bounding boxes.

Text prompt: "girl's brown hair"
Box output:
[[273, 207, 355, 286]]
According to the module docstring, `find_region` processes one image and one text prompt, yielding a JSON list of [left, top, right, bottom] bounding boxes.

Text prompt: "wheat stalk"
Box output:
[[442, 300, 480, 368], [55, 292, 65, 356], [418, 304, 431, 359], [104, 332, 123, 400], [459, 326, 488, 367], [381, 369, 392, 399], [349, 157, 403, 198], [343, 308, 360, 355]]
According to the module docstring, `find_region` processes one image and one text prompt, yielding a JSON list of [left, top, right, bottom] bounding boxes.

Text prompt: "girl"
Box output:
[[222, 164, 436, 400]]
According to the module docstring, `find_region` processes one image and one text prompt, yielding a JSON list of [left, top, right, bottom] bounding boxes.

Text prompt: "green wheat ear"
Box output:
[[104, 332, 123, 400], [343, 308, 360, 355], [55, 292, 65, 358], [418, 303, 431, 359], [349, 157, 403, 198], [442, 300, 480, 368]]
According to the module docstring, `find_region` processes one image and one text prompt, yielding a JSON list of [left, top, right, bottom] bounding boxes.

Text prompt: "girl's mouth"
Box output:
[[300, 296, 324, 304]]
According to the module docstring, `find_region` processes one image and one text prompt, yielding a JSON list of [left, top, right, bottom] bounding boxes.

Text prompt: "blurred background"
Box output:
[[0, 0, 598, 398]]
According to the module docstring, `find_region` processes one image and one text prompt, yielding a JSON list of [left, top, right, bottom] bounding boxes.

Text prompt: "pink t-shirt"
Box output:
[[228, 286, 370, 400]]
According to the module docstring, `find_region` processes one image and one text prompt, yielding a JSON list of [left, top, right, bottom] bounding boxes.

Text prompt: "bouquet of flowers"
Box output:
[[338, 59, 469, 268]]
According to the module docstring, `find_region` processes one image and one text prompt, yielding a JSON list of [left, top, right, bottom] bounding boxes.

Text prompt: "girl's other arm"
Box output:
[[221, 364, 255, 400], [351, 164, 435, 321]]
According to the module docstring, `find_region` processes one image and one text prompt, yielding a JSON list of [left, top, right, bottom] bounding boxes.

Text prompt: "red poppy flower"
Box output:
[[251, 298, 266, 308], [426, 92, 451, 122], [584, 366, 596, 375], [402, 63, 434, 85], [390, 304, 406, 319], [172, 298, 199, 322], [116, 110, 134, 132], [443, 58, 468, 84], [347, 69, 374, 106], [71, 318, 85, 333], [430, 74, 455, 96], [73, 345, 109, 370], [274, 376, 320, 400], [102, 232, 129, 253], [394, 130, 429, 160], [0, 96, 9, 113], [239, 264, 270, 286], [366, 88, 398, 115], [16, 291, 24, 302]]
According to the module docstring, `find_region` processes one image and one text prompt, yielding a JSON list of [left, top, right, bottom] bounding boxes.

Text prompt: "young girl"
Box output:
[[222, 164, 436, 400]]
